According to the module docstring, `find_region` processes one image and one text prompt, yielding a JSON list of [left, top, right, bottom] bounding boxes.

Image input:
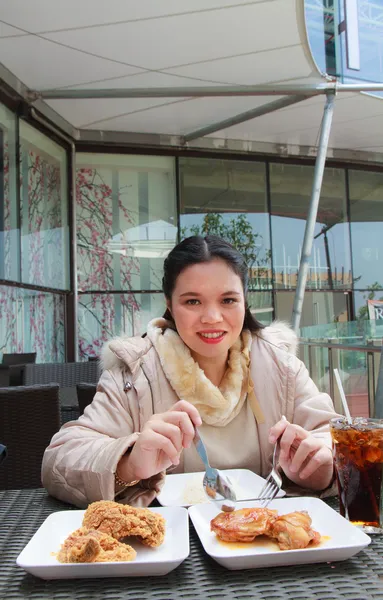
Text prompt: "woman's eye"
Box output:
[[222, 298, 237, 304], [186, 299, 200, 305]]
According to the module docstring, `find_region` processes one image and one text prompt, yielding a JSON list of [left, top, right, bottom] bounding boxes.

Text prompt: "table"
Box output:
[[1, 489, 383, 600]]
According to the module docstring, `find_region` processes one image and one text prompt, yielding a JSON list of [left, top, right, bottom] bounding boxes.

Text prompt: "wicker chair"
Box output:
[[0, 384, 60, 490], [23, 361, 100, 407], [2, 352, 36, 365], [0, 366, 10, 387], [76, 383, 97, 415]]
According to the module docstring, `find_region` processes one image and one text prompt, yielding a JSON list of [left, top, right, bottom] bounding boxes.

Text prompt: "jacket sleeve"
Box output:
[[41, 368, 165, 508], [290, 354, 339, 448]]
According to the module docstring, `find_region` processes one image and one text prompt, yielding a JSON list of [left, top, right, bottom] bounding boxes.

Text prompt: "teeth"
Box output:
[[200, 332, 224, 339]]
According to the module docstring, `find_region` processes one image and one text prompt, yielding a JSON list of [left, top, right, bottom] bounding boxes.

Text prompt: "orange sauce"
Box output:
[[217, 534, 331, 551]]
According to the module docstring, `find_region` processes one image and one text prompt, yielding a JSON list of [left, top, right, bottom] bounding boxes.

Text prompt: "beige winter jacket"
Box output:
[[42, 321, 338, 508]]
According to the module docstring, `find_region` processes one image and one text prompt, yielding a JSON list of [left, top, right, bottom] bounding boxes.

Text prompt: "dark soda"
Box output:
[[330, 417, 383, 530]]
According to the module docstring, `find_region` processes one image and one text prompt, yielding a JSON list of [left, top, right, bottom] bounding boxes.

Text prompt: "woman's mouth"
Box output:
[[197, 331, 226, 344]]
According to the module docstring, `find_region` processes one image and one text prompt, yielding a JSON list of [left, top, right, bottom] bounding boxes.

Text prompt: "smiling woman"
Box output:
[[42, 235, 339, 509], [167, 258, 246, 387]]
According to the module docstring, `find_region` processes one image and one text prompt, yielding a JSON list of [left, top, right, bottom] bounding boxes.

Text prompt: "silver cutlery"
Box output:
[[193, 428, 237, 512]]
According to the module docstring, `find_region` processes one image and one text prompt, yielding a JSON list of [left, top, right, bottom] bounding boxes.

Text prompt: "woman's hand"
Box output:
[[117, 400, 202, 483], [268, 418, 334, 491]]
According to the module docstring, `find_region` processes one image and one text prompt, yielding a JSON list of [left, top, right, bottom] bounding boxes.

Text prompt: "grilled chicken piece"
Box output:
[[211, 507, 278, 542], [270, 511, 321, 550]]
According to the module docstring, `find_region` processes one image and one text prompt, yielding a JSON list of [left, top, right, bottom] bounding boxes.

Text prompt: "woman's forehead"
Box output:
[[173, 260, 243, 292]]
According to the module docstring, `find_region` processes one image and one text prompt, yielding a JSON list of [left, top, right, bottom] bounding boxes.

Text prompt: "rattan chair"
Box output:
[[0, 384, 60, 489], [76, 383, 97, 415], [0, 366, 10, 387], [2, 352, 36, 365]]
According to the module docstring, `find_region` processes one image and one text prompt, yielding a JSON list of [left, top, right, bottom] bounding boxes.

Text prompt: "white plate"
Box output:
[[16, 506, 189, 580], [157, 469, 286, 507], [188, 497, 371, 570]]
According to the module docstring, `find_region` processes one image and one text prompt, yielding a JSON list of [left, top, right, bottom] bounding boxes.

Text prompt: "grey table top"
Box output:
[[1, 488, 383, 600]]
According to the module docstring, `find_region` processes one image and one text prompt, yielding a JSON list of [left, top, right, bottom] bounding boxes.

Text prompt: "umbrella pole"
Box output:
[[291, 92, 336, 332]]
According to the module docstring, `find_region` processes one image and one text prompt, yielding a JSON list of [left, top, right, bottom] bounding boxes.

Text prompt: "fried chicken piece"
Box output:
[[269, 511, 321, 550], [211, 507, 278, 542], [82, 500, 166, 548], [57, 527, 137, 563]]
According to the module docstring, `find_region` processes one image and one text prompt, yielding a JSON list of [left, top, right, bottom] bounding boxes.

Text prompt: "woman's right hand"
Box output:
[[117, 400, 202, 482]]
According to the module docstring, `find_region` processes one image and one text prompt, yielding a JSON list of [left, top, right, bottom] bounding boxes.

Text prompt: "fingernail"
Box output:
[[269, 435, 276, 443], [197, 417, 202, 426], [282, 415, 287, 421], [290, 465, 297, 473]]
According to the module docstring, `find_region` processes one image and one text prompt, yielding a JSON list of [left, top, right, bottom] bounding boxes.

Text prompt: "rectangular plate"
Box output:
[[16, 506, 189, 580], [157, 469, 285, 507], [188, 497, 371, 570]]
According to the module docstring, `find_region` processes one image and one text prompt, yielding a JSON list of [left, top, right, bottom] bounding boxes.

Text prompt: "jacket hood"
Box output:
[[260, 320, 299, 356], [101, 318, 298, 372]]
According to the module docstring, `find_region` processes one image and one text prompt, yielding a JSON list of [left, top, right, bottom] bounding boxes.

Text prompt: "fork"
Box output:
[[257, 438, 282, 508], [193, 428, 237, 511]]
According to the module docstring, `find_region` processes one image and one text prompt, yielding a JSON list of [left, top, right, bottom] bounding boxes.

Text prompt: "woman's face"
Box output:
[[168, 259, 246, 363]]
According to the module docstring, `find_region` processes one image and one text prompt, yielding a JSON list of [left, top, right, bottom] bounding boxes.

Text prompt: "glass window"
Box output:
[[76, 154, 177, 293], [304, 0, 338, 77], [247, 291, 274, 325], [349, 170, 383, 290], [0, 102, 19, 281], [0, 285, 66, 362], [78, 292, 165, 359], [337, 0, 383, 84], [20, 121, 69, 290], [179, 158, 271, 290], [270, 164, 351, 290], [275, 291, 349, 329], [354, 289, 383, 321]]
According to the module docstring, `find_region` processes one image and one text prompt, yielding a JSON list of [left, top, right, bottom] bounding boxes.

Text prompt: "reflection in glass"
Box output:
[[270, 164, 351, 290], [0, 103, 19, 281], [337, 0, 383, 83], [304, 0, 338, 77], [76, 154, 177, 293], [354, 289, 383, 321], [247, 291, 274, 325], [275, 291, 349, 328], [179, 158, 271, 290], [349, 170, 383, 290], [78, 292, 165, 359], [0, 285, 65, 362], [20, 121, 69, 290]]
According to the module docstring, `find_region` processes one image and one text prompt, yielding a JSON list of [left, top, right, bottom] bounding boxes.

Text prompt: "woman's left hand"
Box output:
[[268, 418, 334, 491]]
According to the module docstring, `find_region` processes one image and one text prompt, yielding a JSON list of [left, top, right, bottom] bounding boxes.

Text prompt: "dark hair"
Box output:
[[162, 235, 264, 333]]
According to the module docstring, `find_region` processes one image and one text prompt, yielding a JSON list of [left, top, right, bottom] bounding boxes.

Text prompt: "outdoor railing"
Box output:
[[299, 339, 383, 419]]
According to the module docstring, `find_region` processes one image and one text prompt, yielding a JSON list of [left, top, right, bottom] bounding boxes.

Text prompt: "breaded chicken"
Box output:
[[82, 500, 166, 548], [269, 511, 321, 550], [211, 507, 278, 542], [57, 527, 136, 563]]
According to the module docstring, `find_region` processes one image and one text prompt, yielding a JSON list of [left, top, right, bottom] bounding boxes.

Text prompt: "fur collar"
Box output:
[[101, 319, 298, 373], [146, 318, 252, 426]]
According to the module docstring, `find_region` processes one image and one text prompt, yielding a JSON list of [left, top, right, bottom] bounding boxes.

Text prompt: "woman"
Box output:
[[42, 235, 337, 508]]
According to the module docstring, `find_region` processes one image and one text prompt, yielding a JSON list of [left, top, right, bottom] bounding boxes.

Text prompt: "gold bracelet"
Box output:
[[114, 470, 140, 488]]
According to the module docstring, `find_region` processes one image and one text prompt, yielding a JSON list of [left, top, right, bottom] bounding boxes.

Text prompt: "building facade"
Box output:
[[1, 0, 383, 362]]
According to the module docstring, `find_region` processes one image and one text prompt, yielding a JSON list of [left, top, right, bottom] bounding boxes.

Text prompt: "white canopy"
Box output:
[[1, 0, 383, 159]]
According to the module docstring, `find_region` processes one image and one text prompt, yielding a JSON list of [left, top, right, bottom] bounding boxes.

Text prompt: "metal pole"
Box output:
[[184, 95, 311, 142], [33, 81, 383, 101], [291, 92, 335, 332], [34, 84, 330, 100]]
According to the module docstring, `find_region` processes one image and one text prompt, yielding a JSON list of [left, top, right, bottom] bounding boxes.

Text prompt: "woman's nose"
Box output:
[[200, 306, 223, 323]]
